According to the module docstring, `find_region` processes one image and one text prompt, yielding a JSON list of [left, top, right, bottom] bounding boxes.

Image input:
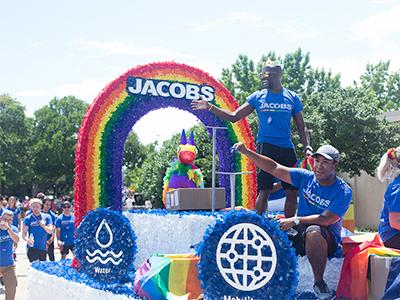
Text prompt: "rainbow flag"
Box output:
[[293, 156, 314, 171], [134, 254, 202, 300], [336, 234, 400, 299]]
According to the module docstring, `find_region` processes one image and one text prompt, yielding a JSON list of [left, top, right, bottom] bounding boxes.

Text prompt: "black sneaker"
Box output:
[[313, 280, 336, 300]]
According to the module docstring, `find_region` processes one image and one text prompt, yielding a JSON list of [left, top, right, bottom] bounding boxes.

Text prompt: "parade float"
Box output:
[[27, 62, 400, 300]]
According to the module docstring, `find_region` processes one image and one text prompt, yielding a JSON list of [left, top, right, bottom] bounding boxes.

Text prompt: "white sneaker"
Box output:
[[313, 280, 336, 300]]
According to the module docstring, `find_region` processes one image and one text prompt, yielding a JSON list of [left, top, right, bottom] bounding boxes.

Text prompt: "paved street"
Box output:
[[0, 239, 72, 300]]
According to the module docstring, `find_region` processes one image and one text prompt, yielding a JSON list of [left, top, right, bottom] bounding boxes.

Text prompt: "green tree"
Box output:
[[304, 87, 400, 176], [0, 94, 32, 195], [137, 125, 214, 208], [31, 96, 88, 195], [123, 132, 147, 169], [123, 139, 155, 190], [360, 61, 400, 110]]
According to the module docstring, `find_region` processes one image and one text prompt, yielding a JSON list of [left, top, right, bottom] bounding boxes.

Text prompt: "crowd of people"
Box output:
[[0, 193, 75, 300]]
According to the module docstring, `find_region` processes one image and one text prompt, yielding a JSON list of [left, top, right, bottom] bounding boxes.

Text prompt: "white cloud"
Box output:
[[16, 89, 52, 97], [187, 12, 319, 41], [16, 77, 110, 105], [312, 57, 367, 86], [189, 12, 261, 32], [369, 0, 397, 4], [75, 39, 194, 60], [350, 4, 400, 48], [312, 51, 400, 87]]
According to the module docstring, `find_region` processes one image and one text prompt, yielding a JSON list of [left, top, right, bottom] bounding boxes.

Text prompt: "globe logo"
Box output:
[[216, 223, 277, 291]]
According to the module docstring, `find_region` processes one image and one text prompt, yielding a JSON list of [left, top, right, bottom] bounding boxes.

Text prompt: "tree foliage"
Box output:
[[360, 61, 400, 111], [136, 125, 214, 208], [0, 94, 32, 195], [304, 88, 400, 176], [31, 96, 88, 195]]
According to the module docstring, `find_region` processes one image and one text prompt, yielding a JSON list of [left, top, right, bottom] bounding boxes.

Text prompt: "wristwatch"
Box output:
[[293, 217, 300, 226]]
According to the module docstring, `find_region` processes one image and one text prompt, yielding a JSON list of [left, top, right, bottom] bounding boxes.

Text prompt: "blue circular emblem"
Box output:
[[75, 209, 136, 283], [197, 211, 298, 300]]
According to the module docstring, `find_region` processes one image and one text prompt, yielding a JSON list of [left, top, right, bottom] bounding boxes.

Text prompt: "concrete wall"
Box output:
[[340, 172, 389, 230]]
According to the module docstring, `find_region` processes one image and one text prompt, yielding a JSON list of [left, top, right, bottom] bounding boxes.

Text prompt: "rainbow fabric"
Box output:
[[134, 254, 202, 300], [336, 234, 400, 299], [387, 147, 399, 160], [293, 156, 314, 171], [74, 62, 256, 225]]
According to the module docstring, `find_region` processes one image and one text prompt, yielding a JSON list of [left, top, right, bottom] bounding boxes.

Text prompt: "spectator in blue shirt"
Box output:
[[0, 209, 19, 300], [233, 143, 352, 300], [42, 198, 57, 261], [377, 147, 400, 249], [6, 196, 21, 231], [22, 198, 53, 262], [192, 61, 311, 218], [56, 202, 75, 259]]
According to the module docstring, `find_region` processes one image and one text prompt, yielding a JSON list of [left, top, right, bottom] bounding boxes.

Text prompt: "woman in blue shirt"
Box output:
[[6, 196, 21, 231], [377, 147, 400, 249]]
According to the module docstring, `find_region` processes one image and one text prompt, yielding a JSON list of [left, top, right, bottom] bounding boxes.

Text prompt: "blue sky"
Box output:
[[1, 0, 400, 144]]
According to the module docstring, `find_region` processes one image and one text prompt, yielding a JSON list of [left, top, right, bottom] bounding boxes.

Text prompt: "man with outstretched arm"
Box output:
[[233, 142, 352, 300], [192, 61, 311, 217]]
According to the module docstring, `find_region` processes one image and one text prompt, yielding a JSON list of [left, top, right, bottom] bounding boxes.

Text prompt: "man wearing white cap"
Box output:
[[233, 143, 352, 300], [22, 198, 53, 262]]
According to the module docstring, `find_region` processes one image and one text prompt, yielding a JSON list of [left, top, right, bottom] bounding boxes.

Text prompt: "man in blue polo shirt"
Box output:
[[56, 202, 75, 259], [192, 61, 311, 217], [233, 143, 352, 300], [22, 198, 53, 262], [0, 210, 19, 300]]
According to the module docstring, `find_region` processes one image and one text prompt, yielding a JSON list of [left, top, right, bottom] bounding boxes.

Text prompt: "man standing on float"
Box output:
[[191, 61, 311, 217]]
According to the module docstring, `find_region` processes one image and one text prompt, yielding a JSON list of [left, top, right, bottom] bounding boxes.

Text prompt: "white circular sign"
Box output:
[[216, 223, 277, 291]]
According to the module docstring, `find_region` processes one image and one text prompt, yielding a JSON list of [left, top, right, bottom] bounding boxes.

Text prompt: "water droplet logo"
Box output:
[[85, 219, 123, 265]]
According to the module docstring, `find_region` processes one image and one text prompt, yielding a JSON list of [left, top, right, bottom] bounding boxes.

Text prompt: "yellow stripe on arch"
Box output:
[[91, 91, 128, 209]]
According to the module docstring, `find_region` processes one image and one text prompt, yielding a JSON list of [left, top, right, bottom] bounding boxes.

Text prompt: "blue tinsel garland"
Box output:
[[196, 210, 299, 300], [74, 208, 137, 283], [31, 259, 139, 298]]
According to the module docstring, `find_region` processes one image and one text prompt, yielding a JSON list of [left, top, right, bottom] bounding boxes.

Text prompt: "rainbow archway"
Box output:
[[74, 62, 257, 225]]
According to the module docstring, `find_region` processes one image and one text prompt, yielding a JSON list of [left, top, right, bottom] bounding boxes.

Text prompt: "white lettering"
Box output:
[[201, 86, 215, 101], [156, 81, 170, 97], [186, 84, 200, 100], [128, 78, 142, 94], [259, 102, 292, 110], [170, 82, 186, 98], [223, 296, 254, 300], [303, 187, 331, 207], [94, 267, 111, 274], [127, 77, 215, 101], [141, 80, 158, 96]]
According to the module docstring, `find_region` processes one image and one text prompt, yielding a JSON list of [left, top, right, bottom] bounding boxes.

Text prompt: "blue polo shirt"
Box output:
[[379, 176, 400, 242], [23, 213, 52, 251], [42, 210, 57, 240], [55, 214, 75, 246], [0, 225, 18, 267], [290, 169, 352, 244], [7, 207, 21, 228], [247, 88, 303, 148]]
